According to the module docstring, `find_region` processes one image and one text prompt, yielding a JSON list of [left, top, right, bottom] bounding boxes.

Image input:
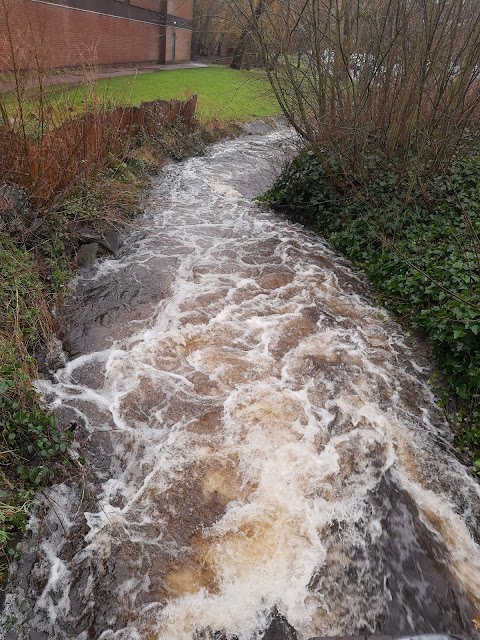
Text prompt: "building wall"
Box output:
[[167, 0, 192, 21], [0, 0, 192, 71], [130, 0, 162, 10], [164, 26, 192, 63], [164, 0, 193, 63]]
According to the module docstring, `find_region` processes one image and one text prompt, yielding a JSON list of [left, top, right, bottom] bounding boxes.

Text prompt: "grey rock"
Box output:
[[195, 630, 234, 640], [242, 117, 290, 136], [45, 336, 67, 372], [272, 115, 289, 128], [0, 182, 28, 213], [4, 628, 47, 640], [309, 637, 365, 640], [29, 632, 49, 640], [0, 183, 31, 231], [67, 220, 102, 242], [243, 120, 270, 135], [261, 610, 297, 639], [195, 609, 296, 640], [76, 242, 99, 269], [398, 637, 462, 640], [68, 222, 122, 256], [101, 230, 123, 255]]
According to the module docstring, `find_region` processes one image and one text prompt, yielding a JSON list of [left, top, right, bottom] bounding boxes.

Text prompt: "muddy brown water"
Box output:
[[2, 130, 480, 640]]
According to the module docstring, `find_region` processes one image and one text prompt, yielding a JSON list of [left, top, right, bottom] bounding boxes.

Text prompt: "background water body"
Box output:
[[2, 130, 480, 640]]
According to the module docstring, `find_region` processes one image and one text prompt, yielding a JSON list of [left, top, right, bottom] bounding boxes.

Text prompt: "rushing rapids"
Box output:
[[2, 129, 480, 640]]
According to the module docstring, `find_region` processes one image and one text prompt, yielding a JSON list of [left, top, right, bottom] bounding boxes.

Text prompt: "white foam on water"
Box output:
[[2, 130, 480, 640]]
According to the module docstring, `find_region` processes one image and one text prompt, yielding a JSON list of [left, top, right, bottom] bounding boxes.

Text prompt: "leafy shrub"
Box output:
[[0, 341, 73, 580]]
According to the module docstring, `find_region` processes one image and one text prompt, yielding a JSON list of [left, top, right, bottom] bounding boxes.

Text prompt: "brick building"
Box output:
[[0, 0, 193, 71]]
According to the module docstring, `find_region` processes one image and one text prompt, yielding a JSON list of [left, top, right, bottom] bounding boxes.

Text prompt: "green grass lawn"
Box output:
[[65, 66, 280, 121], [1, 66, 280, 127]]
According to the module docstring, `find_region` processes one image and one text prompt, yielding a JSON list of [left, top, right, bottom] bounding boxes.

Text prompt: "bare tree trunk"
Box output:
[[230, 0, 269, 69], [230, 31, 249, 69]]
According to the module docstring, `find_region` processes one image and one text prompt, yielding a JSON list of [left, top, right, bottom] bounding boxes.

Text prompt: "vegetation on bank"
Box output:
[[0, 86, 229, 585], [261, 148, 480, 470], [0, 160, 147, 584]]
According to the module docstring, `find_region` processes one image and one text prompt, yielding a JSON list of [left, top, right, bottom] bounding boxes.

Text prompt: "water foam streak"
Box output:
[[2, 130, 480, 640]]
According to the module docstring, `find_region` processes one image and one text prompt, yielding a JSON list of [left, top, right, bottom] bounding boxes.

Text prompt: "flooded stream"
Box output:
[[2, 129, 480, 640]]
